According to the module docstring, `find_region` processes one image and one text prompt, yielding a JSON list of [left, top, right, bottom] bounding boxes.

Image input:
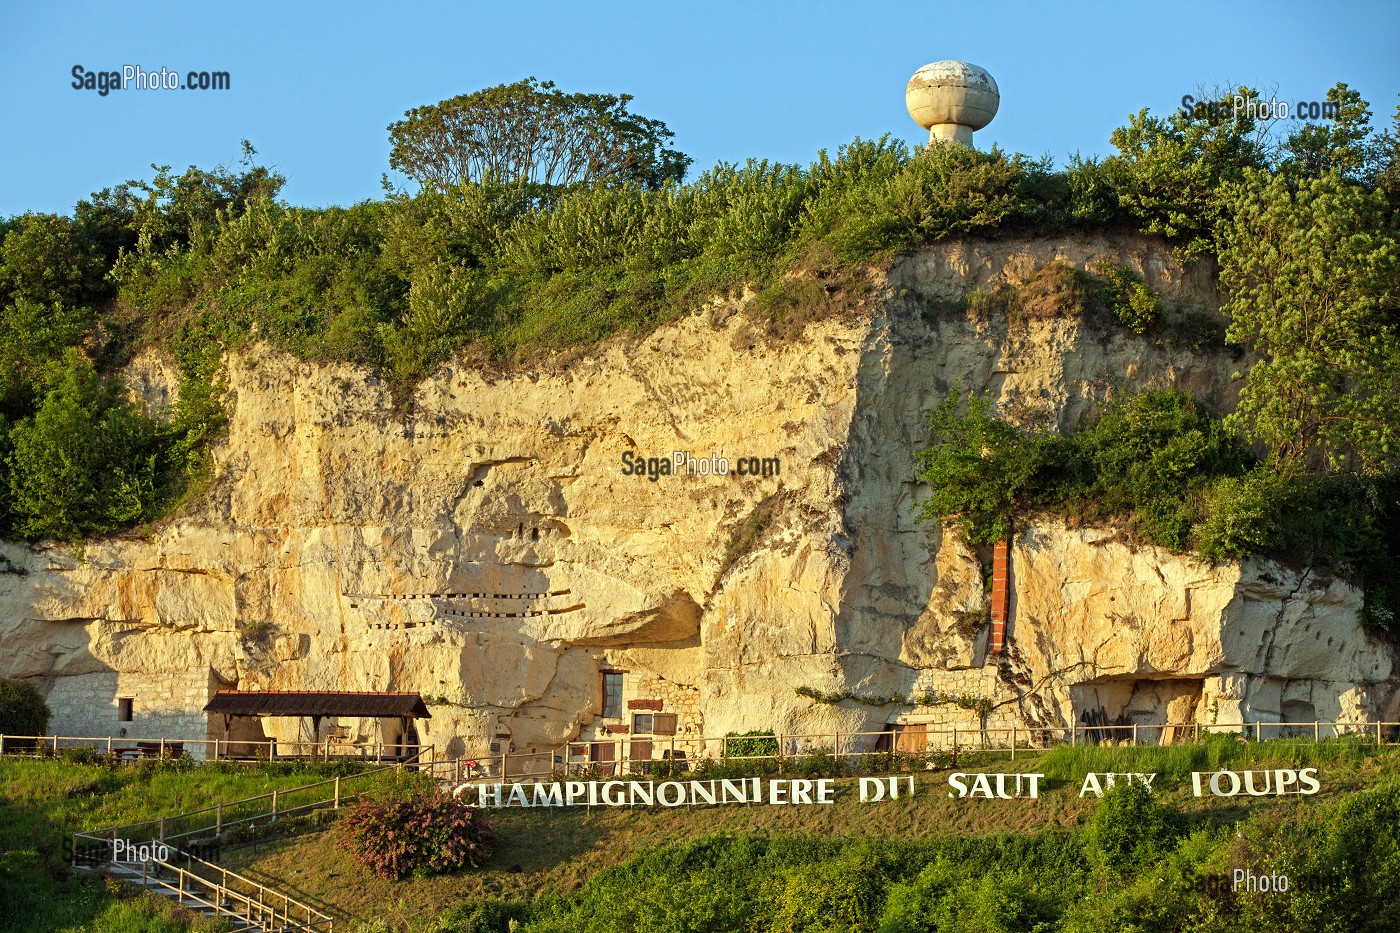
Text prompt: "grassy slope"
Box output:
[[0, 758, 372, 933], [223, 739, 1400, 929]]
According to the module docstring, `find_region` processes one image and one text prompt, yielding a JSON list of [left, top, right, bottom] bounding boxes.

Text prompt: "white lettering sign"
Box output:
[[1078, 772, 1158, 797], [946, 772, 1044, 799], [1190, 768, 1320, 797]]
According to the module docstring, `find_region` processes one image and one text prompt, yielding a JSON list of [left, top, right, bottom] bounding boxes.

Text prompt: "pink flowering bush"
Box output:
[[340, 790, 496, 880]]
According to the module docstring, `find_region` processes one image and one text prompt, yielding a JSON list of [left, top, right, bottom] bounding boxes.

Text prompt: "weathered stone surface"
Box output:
[[0, 234, 1392, 758]]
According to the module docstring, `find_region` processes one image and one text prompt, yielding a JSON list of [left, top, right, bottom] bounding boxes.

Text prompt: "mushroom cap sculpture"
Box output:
[[905, 60, 999, 147]]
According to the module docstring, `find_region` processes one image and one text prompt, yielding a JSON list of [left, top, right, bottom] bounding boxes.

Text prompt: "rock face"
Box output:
[[1, 234, 1394, 761]]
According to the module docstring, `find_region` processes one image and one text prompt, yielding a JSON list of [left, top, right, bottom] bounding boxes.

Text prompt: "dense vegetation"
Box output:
[[0, 81, 1396, 615], [915, 388, 1400, 627]]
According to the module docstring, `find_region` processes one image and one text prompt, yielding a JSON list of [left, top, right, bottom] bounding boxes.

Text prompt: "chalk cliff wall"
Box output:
[[1, 233, 1393, 758]]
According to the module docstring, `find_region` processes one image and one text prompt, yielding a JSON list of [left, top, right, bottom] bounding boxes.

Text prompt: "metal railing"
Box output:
[[72, 749, 431, 863], [423, 718, 1399, 786], [0, 732, 431, 763], [114, 851, 332, 932]]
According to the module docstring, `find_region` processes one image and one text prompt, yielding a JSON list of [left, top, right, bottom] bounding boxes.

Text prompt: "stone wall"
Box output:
[[42, 668, 216, 757]]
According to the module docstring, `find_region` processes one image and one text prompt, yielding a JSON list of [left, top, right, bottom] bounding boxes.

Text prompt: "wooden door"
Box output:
[[590, 740, 617, 775], [894, 723, 927, 753]]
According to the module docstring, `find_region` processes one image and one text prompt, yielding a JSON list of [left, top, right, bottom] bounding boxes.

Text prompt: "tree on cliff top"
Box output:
[[388, 77, 691, 191]]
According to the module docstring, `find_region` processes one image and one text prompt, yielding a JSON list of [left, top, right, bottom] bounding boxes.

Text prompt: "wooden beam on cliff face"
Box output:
[[990, 536, 1011, 655]]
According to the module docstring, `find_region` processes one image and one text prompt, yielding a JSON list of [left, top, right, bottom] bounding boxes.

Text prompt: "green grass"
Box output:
[[0, 756, 375, 933], [218, 739, 1400, 930]]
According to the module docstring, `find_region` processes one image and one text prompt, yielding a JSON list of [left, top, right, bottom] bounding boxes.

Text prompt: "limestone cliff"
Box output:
[[2, 233, 1394, 759]]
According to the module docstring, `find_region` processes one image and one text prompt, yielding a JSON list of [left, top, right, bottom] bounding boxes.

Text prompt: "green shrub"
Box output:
[[6, 354, 164, 541], [766, 856, 888, 933], [340, 789, 495, 880], [1196, 468, 1288, 560], [1090, 259, 1162, 333], [879, 864, 1055, 933], [914, 388, 1068, 544], [0, 677, 49, 737], [1085, 781, 1180, 874]]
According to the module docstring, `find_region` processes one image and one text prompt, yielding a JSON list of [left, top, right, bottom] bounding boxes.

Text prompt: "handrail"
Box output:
[[124, 856, 333, 931], [81, 759, 406, 840], [178, 850, 333, 929], [73, 749, 430, 866]]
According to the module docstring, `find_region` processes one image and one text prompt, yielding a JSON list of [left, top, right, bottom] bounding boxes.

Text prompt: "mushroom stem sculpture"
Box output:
[[905, 61, 999, 148]]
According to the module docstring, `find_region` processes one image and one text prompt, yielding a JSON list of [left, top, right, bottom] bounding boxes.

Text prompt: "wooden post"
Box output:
[[334, 776, 341, 809], [106, 737, 112, 755], [159, 817, 165, 842], [1315, 721, 1320, 741], [1011, 724, 1016, 761], [1132, 723, 1138, 747], [216, 804, 222, 836], [160, 737, 166, 758], [271, 790, 278, 822], [502, 749, 508, 779]]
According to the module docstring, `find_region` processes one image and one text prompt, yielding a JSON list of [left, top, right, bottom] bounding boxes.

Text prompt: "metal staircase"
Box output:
[[102, 851, 333, 931]]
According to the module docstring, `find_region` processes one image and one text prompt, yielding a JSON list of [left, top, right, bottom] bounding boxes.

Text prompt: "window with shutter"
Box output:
[[654, 713, 678, 735]]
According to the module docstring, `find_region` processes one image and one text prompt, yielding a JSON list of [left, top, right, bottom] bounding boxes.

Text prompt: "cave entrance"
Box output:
[[1280, 700, 1319, 737], [1071, 677, 1204, 745]]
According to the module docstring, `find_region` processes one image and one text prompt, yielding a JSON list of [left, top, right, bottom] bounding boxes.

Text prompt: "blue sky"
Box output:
[[2, 0, 1398, 216]]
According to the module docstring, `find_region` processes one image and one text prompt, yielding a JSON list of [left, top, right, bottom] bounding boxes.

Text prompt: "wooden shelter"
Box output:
[[203, 690, 431, 760]]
